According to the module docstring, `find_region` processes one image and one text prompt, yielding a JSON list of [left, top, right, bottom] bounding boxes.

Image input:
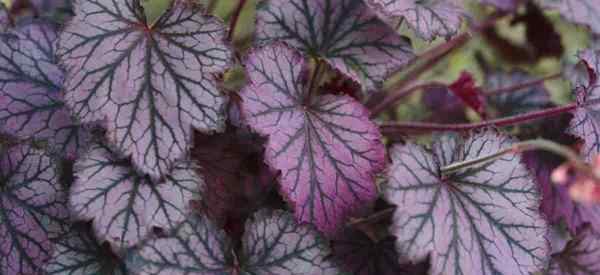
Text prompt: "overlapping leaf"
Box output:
[[69, 143, 202, 251], [57, 0, 232, 178], [485, 71, 551, 117], [547, 226, 600, 275], [45, 224, 127, 275], [256, 0, 413, 92], [239, 44, 385, 235], [0, 144, 68, 275], [542, 0, 600, 35], [384, 131, 548, 275], [0, 21, 89, 159], [127, 210, 340, 275], [365, 0, 466, 41]]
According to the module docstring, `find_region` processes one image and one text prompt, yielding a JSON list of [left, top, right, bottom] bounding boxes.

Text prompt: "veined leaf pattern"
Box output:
[[542, 0, 600, 35], [239, 44, 385, 235], [57, 0, 232, 178], [548, 226, 600, 275], [0, 144, 68, 275], [256, 0, 413, 93], [69, 143, 202, 251], [385, 131, 548, 275]]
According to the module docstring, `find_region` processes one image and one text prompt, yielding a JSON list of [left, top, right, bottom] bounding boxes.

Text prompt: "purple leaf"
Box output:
[[523, 150, 600, 235], [485, 71, 551, 117], [239, 44, 386, 235], [0, 144, 69, 275], [0, 21, 89, 159], [256, 0, 413, 92], [69, 143, 202, 251], [128, 210, 339, 275], [45, 224, 127, 275], [384, 131, 549, 275], [28, 0, 70, 11], [365, 0, 466, 41], [548, 226, 600, 275], [480, 0, 522, 11], [542, 0, 600, 35], [57, 0, 232, 178]]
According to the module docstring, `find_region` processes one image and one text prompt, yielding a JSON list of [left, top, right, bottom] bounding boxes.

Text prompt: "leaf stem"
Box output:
[[441, 139, 583, 175], [305, 58, 325, 104], [487, 73, 562, 96], [380, 103, 578, 134], [228, 0, 248, 41]]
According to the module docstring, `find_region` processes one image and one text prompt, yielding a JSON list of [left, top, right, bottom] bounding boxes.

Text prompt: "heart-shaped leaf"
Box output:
[[256, 0, 413, 93], [69, 143, 202, 251], [127, 210, 340, 275], [365, 0, 466, 41], [239, 44, 385, 235], [57, 0, 232, 178], [542, 0, 600, 35], [384, 131, 548, 275], [0, 21, 89, 159], [548, 226, 600, 275], [524, 150, 600, 234], [45, 224, 127, 275], [0, 144, 68, 275], [485, 71, 551, 117]]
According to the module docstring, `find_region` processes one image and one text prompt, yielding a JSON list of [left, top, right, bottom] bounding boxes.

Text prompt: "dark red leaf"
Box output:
[[448, 71, 488, 118]]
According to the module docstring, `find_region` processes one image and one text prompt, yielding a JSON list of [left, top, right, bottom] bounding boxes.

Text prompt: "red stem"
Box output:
[[487, 73, 561, 96], [380, 103, 577, 133], [228, 0, 248, 41]]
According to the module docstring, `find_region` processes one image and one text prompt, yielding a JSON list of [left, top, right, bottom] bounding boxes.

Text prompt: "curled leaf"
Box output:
[[239, 44, 385, 235], [256, 0, 413, 92], [58, 0, 232, 177], [69, 144, 201, 251], [385, 131, 548, 275]]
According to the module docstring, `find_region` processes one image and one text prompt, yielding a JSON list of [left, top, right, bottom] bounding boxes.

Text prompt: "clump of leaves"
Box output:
[[2, 0, 600, 275]]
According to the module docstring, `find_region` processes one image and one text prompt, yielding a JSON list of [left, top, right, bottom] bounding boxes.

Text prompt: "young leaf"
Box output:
[[548, 226, 600, 275], [256, 0, 413, 92], [385, 131, 548, 275], [485, 71, 551, 117], [57, 0, 232, 178], [0, 144, 68, 275], [542, 0, 600, 35], [239, 44, 385, 235], [365, 0, 466, 41], [127, 210, 340, 275], [523, 150, 600, 234], [45, 224, 128, 275], [69, 144, 202, 251], [0, 21, 89, 159]]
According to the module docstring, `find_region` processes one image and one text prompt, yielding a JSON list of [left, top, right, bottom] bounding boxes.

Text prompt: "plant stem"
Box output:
[[228, 0, 248, 41], [381, 103, 578, 134], [487, 73, 562, 96], [305, 58, 325, 104], [370, 82, 444, 117], [441, 139, 583, 175]]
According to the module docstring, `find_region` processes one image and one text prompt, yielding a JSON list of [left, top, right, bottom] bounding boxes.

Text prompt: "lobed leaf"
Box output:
[[69, 143, 202, 251], [45, 224, 128, 275], [127, 210, 339, 275], [548, 226, 600, 275], [57, 0, 232, 178], [365, 0, 466, 41], [239, 44, 385, 235], [256, 0, 413, 93], [0, 21, 89, 159], [0, 144, 69, 275], [384, 131, 549, 275]]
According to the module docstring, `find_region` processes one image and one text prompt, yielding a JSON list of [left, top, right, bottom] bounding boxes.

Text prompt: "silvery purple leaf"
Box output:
[[385, 131, 549, 275], [239, 44, 385, 235], [548, 226, 600, 275], [45, 224, 127, 275], [69, 143, 202, 251], [523, 150, 600, 234], [542, 0, 600, 35], [57, 0, 232, 178], [0, 144, 69, 275], [0, 21, 89, 159], [127, 210, 340, 275], [485, 71, 551, 117], [365, 0, 466, 41], [256, 0, 413, 93]]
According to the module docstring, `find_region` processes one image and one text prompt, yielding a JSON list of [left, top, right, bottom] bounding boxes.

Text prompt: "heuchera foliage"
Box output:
[[2, 0, 600, 274]]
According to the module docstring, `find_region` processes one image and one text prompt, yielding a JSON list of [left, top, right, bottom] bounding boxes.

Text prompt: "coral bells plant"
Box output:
[[4, 0, 600, 274]]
